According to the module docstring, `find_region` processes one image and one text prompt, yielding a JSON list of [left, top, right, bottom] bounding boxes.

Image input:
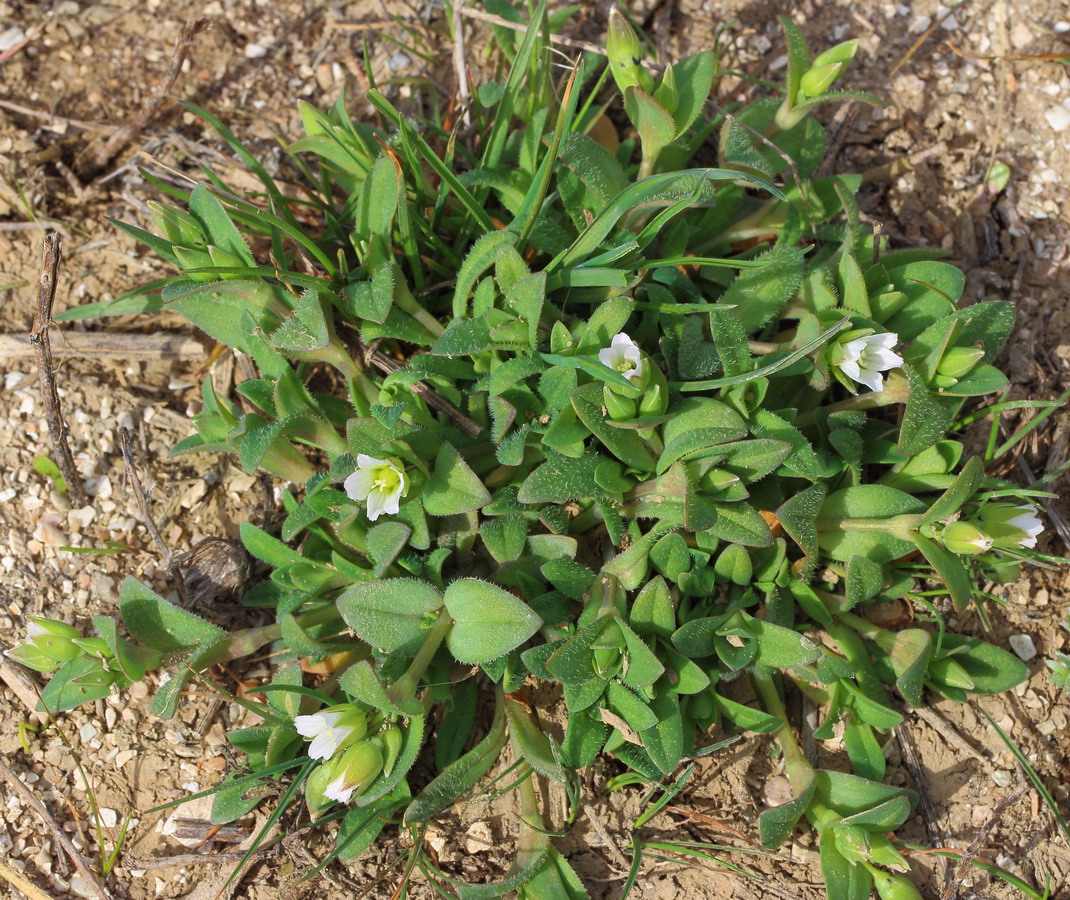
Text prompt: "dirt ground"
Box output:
[[0, 1, 1068, 898]]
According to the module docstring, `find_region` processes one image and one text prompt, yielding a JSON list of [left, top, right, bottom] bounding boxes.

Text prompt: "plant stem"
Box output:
[[752, 671, 813, 790]]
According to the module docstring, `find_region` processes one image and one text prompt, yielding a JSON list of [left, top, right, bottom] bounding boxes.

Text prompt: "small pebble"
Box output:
[[1045, 105, 1070, 133], [1009, 634, 1037, 661]]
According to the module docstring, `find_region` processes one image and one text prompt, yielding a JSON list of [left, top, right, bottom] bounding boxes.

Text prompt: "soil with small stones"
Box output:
[[1, 1, 1069, 899]]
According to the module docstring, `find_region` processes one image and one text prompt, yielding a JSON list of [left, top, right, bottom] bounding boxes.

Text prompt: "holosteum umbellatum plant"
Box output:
[[14, 6, 1060, 898]]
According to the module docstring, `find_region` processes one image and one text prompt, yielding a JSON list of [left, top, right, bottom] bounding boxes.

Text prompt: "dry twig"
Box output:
[[117, 426, 174, 569], [84, 18, 211, 174], [0, 760, 111, 900], [30, 234, 87, 506], [0, 658, 47, 723], [0, 858, 52, 900], [0, 331, 205, 362]]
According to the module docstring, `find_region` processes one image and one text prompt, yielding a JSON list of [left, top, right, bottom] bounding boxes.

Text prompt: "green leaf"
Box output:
[[118, 576, 225, 652], [911, 532, 973, 612], [422, 443, 492, 516], [405, 692, 507, 822], [917, 455, 984, 529], [721, 246, 805, 333], [669, 51, 715, 136], [759, 765, 815, 848], [189, 182, 254, 267], [444, 579, 543, 664], [939, 634, 1028, 693], [624, 88, 676, 165], [336, 579, 443, 654], [571, 383, 657, 471], [452, 230, 517, 319], [518, 450, 610, 504]]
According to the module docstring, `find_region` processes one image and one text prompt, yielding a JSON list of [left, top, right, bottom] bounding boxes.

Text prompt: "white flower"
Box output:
[[598, 333, 644, 382], [343, 454, 408, 521], [835, 332, 903, 392], [294, 706, 367, 761], [322, 773, 357, 804], [1006, 505, 1044, 549]]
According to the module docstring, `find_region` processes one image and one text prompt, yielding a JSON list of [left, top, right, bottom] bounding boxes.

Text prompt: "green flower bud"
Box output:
[[607, 8, 654, 95], [376, 725, 404, 777], [207, 245, 246, 279], [832, 824, 871, 865], [936, 346, 985, 379], [71, 637, 114, 659], [871, 869, 923, 900], [940, 521, 992, 556], [4, 642, 66, 673], [173, 246, 216, 282], [985, 161, 1011, 195], [603, 385, 637, 421], [147, 201, 206, 248], [592, 619, 626, 678], [866, 833, 910, 871], [698, 468, 740, 495], [812, 39, 858, 69], [323, 740, 384, 803], [799, 62, 843, 98]]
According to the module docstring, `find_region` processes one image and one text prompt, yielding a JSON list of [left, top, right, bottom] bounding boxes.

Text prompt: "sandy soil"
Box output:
[[0, 1, 1068, 898]]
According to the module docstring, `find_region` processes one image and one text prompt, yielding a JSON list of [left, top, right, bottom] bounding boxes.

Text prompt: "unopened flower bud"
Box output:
[[3, 617, 82, 673], [147, 202, 206, 248], [936, 346, 985, 379], [811, 39, 858, 70], [376, 725, 404, 777], [799, 62, 843, 98], [323, 740, 384, 803], [173, 246, 216, 282], [871, 869, 923, 900], [206, 245, 246, 278], [607, 9, 654, 95], [941, 521, 992, 556], [603, 385, 637, 421], [832, 824, 871, 865]]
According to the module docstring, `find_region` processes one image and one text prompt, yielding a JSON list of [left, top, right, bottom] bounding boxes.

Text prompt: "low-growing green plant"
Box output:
[[12, 5, 1061, 898]]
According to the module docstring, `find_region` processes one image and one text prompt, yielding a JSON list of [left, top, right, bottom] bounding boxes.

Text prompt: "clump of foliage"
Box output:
[[17, 5, 1061, 898]]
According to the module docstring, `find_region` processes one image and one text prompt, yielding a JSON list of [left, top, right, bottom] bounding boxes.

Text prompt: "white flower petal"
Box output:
[[867, 347, 904, 370], [294, 711, 336, 739], [365, 489, 389, 522], [309, 729, 345, 761], [344, 468, 377, 502], [322, 775, 355, 803], [356, 454, 388, 469], [854, 368, 885, 393], [840, 339, 866, 364], [868, 332, 899, 351], [838, 358, 862, 382]]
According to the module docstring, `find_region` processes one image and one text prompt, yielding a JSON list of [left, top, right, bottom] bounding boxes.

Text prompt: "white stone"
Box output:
[[79, 722, 99, 743], [1045, 105, 1070, 133], [244, 43, 268, 59], [1009, 634, 1037, 661]]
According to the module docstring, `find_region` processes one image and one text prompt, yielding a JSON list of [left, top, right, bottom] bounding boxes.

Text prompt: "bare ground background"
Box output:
[[0, 0, 1068, 898]]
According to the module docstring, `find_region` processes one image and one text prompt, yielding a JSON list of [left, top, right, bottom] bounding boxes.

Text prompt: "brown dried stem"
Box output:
[[30, 233, 87, 506], [0, 760, 111, 900], [84, 18, 211, 174]]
